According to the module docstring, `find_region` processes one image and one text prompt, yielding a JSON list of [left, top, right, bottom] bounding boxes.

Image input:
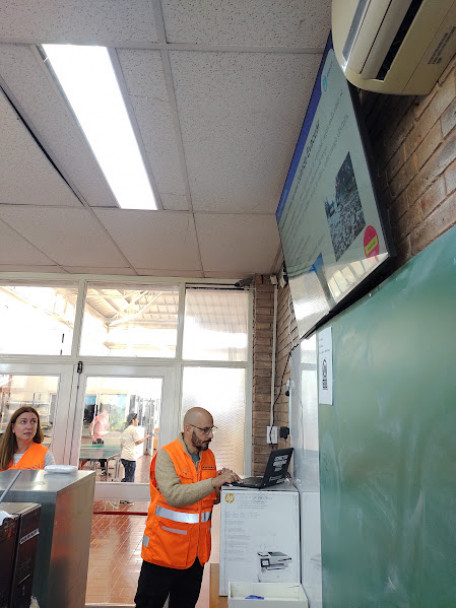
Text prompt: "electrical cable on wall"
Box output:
[[268, 342, 300, 449]]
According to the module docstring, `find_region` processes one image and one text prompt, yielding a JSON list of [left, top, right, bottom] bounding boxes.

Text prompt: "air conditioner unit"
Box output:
[[332, 0, 456, 94]]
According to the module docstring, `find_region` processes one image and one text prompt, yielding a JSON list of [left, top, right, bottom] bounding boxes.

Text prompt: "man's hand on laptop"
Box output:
[[212, 468, 241, 488]]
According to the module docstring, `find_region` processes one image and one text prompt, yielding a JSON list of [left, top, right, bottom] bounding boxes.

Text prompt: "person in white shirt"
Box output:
[[120, 413, 151, 483]]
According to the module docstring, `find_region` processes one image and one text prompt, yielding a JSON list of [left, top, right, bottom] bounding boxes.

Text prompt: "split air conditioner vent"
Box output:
[[332, 0, 456, 95]]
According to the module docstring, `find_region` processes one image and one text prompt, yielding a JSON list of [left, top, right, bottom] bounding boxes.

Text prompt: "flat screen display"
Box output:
[[276, 35, 393, 338]]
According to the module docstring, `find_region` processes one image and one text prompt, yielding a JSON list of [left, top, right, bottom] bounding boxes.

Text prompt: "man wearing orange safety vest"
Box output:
[[134, 407, 240, 608]]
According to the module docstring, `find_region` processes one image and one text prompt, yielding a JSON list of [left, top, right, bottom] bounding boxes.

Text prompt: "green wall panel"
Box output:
[[319, 226, 456, 607]]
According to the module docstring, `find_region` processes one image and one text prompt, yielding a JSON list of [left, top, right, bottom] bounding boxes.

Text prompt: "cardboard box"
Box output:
[[220, 484, 300, 595], [228, 582, 308, 607]]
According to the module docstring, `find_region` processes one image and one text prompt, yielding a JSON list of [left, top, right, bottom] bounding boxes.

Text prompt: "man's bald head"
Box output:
[[183, 407, 213, 428], [183, 407, 214, 453]]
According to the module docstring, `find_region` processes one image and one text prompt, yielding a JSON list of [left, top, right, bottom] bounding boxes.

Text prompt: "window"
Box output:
[[183, 288, 249, 361], [182, 366, 246, 474], [0, 283, 78, 355], [79, 283, 180, 357]]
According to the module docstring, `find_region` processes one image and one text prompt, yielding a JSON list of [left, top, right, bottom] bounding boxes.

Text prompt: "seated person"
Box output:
[[0, 406, 55, 471]]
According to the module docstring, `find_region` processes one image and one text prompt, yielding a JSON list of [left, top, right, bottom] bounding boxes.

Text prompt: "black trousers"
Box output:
[[121, 458, 136, 482], [134, 558, 204, 608]]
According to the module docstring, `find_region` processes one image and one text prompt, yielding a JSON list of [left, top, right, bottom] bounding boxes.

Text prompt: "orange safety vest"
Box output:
[[7, 442, 49, 470], [141, 438, 217, 569]]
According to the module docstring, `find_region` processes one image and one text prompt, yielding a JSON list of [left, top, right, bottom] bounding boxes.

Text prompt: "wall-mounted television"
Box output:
[[276, 34, 394, 339]]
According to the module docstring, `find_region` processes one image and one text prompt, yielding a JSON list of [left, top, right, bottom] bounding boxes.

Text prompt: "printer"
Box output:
[[257, 551, 292, 582]]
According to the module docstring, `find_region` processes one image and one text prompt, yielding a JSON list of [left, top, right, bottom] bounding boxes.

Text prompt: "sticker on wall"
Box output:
[[318, 326, 333, 405]]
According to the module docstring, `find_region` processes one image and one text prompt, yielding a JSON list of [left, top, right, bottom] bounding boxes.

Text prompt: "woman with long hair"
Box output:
[[0, 405, 55, 471]]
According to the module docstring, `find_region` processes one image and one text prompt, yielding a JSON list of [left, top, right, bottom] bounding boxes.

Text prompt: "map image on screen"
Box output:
[[325, 152, 366, 261]]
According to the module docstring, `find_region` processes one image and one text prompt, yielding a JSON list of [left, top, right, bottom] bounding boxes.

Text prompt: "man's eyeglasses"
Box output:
[[191, 424, 217, 435]]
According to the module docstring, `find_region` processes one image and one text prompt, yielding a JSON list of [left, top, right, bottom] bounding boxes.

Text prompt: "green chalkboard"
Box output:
[[318, 226, 456, 608]]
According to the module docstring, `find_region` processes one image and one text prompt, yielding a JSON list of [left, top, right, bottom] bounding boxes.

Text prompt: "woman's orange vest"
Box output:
[[141, 438, 217, 569], [7, 442, 48, 470]]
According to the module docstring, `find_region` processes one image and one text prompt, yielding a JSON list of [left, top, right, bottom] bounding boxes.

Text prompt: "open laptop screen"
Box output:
[[231, 448, 293, 489]]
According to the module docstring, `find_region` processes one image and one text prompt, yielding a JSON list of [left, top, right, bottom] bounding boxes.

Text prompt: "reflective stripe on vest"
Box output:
[[156, 505, 212, 524], [162, 526, 187, 535]]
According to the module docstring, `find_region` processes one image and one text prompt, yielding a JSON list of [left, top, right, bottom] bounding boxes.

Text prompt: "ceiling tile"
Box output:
[[0, 0, 159, 45], [162, 0, 331, 48], [135, 268, 205, 278], [0, 88, 83, 207], [117, 49, 189, 211], [0, 219, 56, 265], [0, 265, 63, 273], [60, 266, 136, 275], [170, 51, 322, 213], [195, 213, 281, 275], [94, 209, 202, 272], [0, 44, 119, 207], [0, 206, 129, 267], [0, 1, 332, 278]]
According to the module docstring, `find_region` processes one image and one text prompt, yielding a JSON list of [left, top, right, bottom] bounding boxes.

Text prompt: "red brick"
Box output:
[[254, 353, 273, 364], [255, 322, 272, 331], [255, 285, 273, 295], [274, 403, 289, 415], [255, 294, 274, 305], [253, 384, 271, 397], [433, 67, 456, 114], [414, 67, 454, 122], [255, 314, 274, 324], [414, 121, 443, 170], [445, 158, 456, 194], [406, 130, 456, 204], [441, 97, 456, 138], [255, 377, 272, 392], [413, 90, 434, 120], [253, 393, 272, 404], [381, 96, 416, 157], [419, 177, 447, 218], [388, 193, 409, 224], [388, 142, 407, 179], [255, 305, 273, 315], [401, 203, 423, 239], [253, 343, 272, 354], [389, 153, 418, 199], [438, 54, 456, 86]]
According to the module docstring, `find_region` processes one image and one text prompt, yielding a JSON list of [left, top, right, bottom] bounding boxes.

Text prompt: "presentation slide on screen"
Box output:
[[276, 40, 390, 336]]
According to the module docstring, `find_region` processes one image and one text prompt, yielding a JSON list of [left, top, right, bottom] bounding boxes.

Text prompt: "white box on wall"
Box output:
[[219, 483, 301, 596]]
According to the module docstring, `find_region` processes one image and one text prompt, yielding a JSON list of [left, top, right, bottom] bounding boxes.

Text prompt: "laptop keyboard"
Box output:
[[231, 476, 262, 487]]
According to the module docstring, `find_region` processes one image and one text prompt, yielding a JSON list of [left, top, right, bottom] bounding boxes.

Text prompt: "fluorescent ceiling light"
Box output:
[[43, 44, 157, 210]]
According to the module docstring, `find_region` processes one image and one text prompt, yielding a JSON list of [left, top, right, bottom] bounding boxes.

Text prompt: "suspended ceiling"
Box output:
[[0, 1, 331, 281]]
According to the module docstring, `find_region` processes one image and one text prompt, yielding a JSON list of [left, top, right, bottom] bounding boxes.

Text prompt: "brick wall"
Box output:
[[250, 55, 456, 470], [251, 274, 299, 474], [360, 55, 456, 266], [251, 275, 274, 474]]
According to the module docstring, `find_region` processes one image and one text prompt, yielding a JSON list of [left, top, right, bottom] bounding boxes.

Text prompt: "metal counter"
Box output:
[[0, 470, 95, 608]]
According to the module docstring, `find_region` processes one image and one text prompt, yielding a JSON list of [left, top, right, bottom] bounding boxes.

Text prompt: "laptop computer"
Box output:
[[230, 447, 293, 489]]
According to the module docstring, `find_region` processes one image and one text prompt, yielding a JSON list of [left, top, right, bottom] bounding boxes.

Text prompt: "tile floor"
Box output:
[[85, 455, 220, 607]]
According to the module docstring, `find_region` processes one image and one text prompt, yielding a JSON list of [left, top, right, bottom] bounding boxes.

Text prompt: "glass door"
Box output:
[[67, 363, 179, 503], [0, 363, 74, 465]]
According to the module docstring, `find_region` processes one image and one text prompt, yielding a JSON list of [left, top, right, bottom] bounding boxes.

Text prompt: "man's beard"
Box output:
[[191, 430, 211, 451]]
